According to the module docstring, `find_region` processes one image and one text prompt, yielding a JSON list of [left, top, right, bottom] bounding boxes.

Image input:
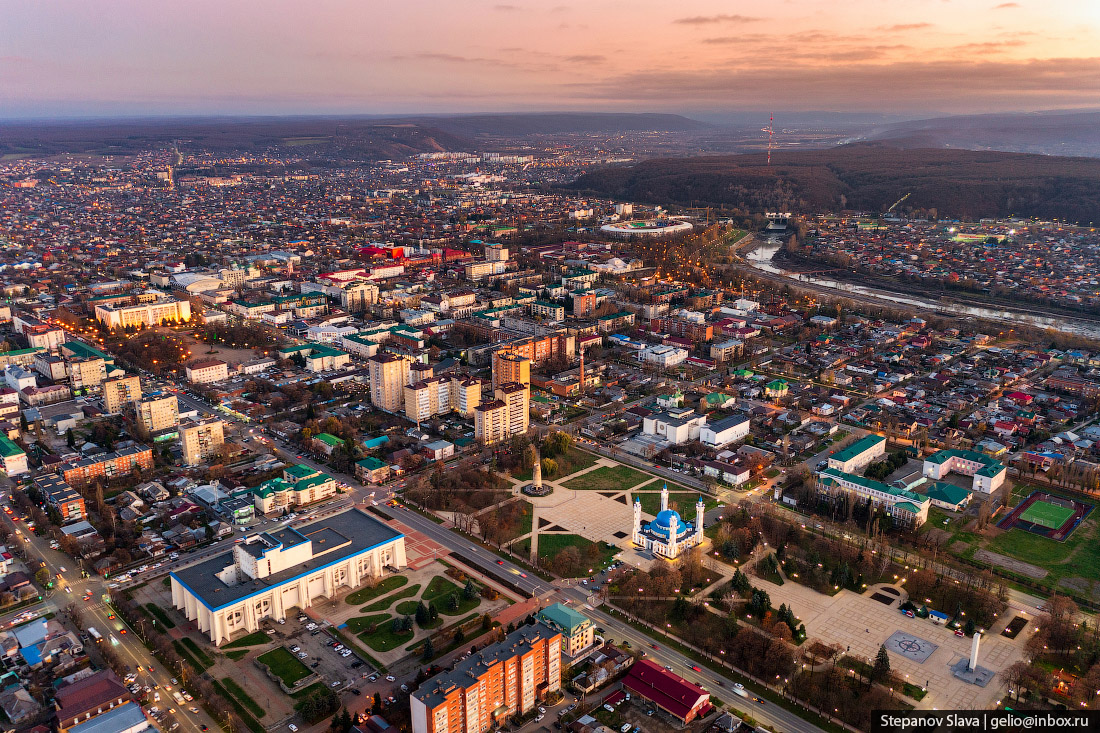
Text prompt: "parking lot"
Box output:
[[267, 614, 374, 693]]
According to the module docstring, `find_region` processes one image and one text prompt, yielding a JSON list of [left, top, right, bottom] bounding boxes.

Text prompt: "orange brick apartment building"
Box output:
[[411, 624, 562, 733], [60, 444, 153, 486]]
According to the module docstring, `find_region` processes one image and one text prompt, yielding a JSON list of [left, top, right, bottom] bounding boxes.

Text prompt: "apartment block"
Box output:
[[66, 357, 107, 393], [411, 623, 561, 733], [138, 395, 180, 432], [474, 382, 529, 445], [102, 375, 142, 414], [60, 444, 153, 486], [491, 351, 531, 390], [405, 376, 484, 423], [185, 359, 229, 384], [36, 475, 86, 523], [369, 352, 411, 413], [180, 417, 225, 466], [494, 333, 574, 367]]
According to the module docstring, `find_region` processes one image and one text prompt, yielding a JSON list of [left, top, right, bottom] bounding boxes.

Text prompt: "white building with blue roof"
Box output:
[[170, 508, 405, 645], [631, 484, 705, 559]]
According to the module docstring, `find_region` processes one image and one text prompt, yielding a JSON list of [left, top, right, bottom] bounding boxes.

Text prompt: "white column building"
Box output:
[[170, 508, 406, 645]]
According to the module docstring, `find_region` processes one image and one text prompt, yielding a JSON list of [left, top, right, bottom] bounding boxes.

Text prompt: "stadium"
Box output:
[[600, 219, 693, 238]]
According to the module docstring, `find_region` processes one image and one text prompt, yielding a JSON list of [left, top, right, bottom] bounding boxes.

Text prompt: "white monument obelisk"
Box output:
[[968, 631, 982, 671]]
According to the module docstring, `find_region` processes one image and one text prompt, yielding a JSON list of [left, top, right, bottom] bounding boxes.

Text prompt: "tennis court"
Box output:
[[1020, 499, 1075, 530]]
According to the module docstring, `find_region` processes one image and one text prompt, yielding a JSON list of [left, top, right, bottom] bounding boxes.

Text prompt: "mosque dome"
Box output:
[[650, 509, 686, 539]]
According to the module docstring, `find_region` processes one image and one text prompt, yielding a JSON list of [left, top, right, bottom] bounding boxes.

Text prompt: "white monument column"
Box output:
[[695, 497, 705, 544], [660, 484, 669, 513], [969, 631, 982, 671], [632, 498, 642, 545]]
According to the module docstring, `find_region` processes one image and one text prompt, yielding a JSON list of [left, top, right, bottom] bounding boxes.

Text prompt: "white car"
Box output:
[[289, 726, 298, 732], [385, 675, 396, 682]]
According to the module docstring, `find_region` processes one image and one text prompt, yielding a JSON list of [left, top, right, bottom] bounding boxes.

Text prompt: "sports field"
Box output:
[[1020, 499, 1075, 529]]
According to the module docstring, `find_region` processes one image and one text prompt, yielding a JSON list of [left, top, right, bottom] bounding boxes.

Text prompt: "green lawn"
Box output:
[[422, 576, 461, 602], [360, 583, 421, 613], [514, 447, 599, 481], [436, 592, 482, 617], [180, 637, 214, 667], [345, 613, 392, 634], [504, 501, 534, 540], [395, 600, 420, 615], [223, 631, 271, 649], [290, 681, 326, 700], [359, 623, 415, 652], [172, 640, 211, 672], [257, 647, 312, 687], [942, 485, 1100, 590], [345, 575, 408, 605], [530, 534, 618, 576], [146, 604, 176, 629], [226, 649, 250, 661], [221, 678, 266, 718], [562, 464, 652, 492]]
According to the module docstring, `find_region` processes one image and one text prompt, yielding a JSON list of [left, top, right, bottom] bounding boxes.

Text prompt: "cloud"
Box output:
[[568, 57, 1100, 113], [563, 54, 606, 64], [877, 23, 933, 32], [493, 4, 520, 10], [994, 2, 1020, 7], [674, 14, 763, 25]]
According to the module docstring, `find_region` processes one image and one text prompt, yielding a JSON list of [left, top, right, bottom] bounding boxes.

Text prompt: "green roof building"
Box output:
[[828, 434, 887, 473], [923, 449, 1007, 493], [817, 467, 929, 527], [537, 602, 595, 658]]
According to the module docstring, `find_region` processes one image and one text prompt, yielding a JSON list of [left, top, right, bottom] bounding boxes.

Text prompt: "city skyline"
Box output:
[[2, 0, 1098, 118]]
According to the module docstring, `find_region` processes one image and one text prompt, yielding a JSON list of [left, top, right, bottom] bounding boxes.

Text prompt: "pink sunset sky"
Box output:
[[1, 0, 1098, 117]]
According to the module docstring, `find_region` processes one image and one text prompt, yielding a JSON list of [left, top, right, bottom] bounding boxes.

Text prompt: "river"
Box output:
[[745, 243, 1100, 339]]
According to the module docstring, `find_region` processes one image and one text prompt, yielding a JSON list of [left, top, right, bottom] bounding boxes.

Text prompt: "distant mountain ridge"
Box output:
[[862, 110, 1100, 158], [392, 112, 711, 136], [0, 118, 475, 159], [568, 142, 1100, 224], [0, 112, 710, 158]]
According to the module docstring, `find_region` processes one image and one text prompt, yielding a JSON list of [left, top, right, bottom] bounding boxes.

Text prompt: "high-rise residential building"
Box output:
[[450, 376, 482, 418], [404, 377, 451, 424], [492, 351, 531, 390], [138, 394, 180, 432], [500, 382, 529, 436], [411, 623, 561, 733], [102, 375, 141, 414], [404, 376, 484, 423], [180, 417, 225, 466], [474, 382, 529, 445], [369, 352, 411, 413], [66, 357, 106, 393], [340, 281, 379, 312]]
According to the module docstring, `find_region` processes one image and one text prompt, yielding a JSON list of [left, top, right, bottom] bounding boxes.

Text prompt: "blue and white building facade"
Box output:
[[631, 485, 705, 559], [170, 508, 405, 645]]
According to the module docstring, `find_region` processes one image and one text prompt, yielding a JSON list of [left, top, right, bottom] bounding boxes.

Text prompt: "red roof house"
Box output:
[[621, 658, 711, 724]]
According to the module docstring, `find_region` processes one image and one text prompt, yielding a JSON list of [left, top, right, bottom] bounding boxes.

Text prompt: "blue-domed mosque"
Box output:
[[632, 484, 705, 559]]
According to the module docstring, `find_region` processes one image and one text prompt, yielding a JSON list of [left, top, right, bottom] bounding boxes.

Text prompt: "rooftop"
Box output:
[[170, 508, 403, 611], [831, 433, 886, 463], [412, 623, 561, 709], [537, 602, 591, 634]]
